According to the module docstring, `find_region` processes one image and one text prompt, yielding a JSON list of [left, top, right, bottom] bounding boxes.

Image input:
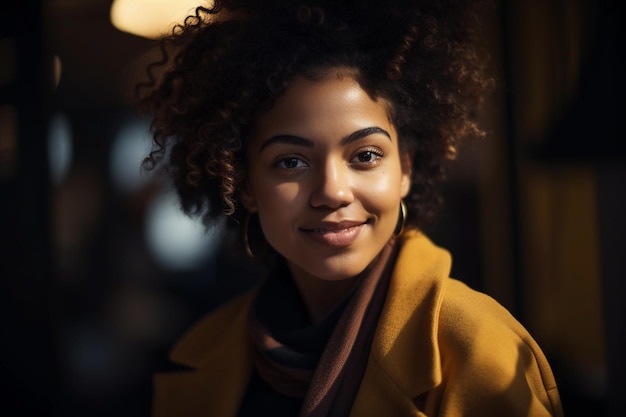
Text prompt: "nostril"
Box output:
[[309, 185, 353, 209], [308, 165, 354, 209]]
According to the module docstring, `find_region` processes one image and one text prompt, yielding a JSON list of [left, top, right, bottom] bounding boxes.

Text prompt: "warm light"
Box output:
[[52, 54, 62, 90], [110, 0, 212, 39]]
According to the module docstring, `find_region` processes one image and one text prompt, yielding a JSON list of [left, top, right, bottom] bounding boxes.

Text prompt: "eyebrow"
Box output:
[[259, 126, 391, 152]]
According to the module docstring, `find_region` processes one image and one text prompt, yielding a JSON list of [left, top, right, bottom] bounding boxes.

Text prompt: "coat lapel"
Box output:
[[153, 291, 257, 417], [351, 230, 452, 416]]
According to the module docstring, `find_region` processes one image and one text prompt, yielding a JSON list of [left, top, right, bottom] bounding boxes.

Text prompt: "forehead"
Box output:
[[250, 73, 394, 146]]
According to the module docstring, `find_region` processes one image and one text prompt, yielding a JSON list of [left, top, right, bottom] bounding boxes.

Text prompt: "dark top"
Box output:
[[236, 261, 352, 417]]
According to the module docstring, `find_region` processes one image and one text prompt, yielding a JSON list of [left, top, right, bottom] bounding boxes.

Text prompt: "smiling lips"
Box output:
[[301, 221, 366, 247]]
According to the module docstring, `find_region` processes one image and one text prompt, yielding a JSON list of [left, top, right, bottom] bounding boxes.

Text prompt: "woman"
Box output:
[[139, 0, 563, 415]]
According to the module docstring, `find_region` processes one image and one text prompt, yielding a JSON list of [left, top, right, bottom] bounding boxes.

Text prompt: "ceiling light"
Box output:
[[110, 0, 211, 39]]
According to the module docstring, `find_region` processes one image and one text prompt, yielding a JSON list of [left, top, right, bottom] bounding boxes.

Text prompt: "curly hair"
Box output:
[[137, 0, 493, 231]]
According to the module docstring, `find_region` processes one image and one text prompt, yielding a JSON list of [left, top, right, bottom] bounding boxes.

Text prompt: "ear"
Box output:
[[400, 152, 412, 198], [239, 180, 258, 213]]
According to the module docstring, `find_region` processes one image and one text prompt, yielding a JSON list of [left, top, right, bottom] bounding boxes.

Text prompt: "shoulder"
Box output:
[[439, 278, 527, 346], [169, 289, 258, 369], [434, 279, 562, 416]]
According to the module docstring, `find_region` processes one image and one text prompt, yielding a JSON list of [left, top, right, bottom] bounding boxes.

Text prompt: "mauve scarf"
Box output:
[[248, 239, 398, 417]]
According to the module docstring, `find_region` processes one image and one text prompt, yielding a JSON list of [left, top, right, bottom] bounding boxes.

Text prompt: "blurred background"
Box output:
[[1, 0, 624, 416]]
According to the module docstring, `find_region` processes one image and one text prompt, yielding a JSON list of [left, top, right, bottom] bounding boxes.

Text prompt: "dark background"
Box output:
[[1, 0, 624, 416]]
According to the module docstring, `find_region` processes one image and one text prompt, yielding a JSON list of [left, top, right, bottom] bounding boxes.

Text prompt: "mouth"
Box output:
[[300, 221, 368, 247], [302, 221, 365, 233]]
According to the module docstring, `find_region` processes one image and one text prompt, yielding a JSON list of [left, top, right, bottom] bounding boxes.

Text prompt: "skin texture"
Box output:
[[240, 71, 411, 321]]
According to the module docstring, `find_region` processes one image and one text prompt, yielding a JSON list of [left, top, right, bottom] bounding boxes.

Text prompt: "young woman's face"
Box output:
[[241, 72, 411, 282]]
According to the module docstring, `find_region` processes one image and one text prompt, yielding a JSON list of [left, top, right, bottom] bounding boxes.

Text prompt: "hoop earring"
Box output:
[[394, 200, 407, 237], [243, 212, 267, 260]]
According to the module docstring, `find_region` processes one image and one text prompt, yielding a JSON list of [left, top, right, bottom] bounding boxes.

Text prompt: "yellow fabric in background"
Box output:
[[480, 0, 607, 399], [522, 165, 605, 393]]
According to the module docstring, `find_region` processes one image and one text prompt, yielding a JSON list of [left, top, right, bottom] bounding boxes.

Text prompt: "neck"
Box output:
[[287, 264, 359, 324]]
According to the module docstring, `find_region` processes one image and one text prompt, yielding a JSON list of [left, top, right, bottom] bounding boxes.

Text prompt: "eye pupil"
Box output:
[[285, 158, 299, 168], [359, 152, 373, 162]]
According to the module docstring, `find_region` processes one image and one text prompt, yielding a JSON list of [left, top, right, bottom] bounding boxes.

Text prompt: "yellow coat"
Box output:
[[153, 230, 563, 416]]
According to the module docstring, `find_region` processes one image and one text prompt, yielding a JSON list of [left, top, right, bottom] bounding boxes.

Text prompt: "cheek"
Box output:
[[358, 169, 404, 202], [255, 182, 301, 207], [252, 181, 303, 230]]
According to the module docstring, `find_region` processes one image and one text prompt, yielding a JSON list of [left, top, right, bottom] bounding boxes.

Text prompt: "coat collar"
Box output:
[[152, 230, 451, 417], [375, 229, 450, 392], [152, 290, 257, 417], [350, 230, 450, 415]]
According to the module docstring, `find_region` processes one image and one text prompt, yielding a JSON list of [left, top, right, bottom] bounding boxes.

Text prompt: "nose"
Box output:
[[309, 159, 354, 209]]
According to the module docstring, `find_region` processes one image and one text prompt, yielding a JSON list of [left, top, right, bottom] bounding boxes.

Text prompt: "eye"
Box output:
[[276, 157, 307, 169], [351, 148, 384, 165]]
